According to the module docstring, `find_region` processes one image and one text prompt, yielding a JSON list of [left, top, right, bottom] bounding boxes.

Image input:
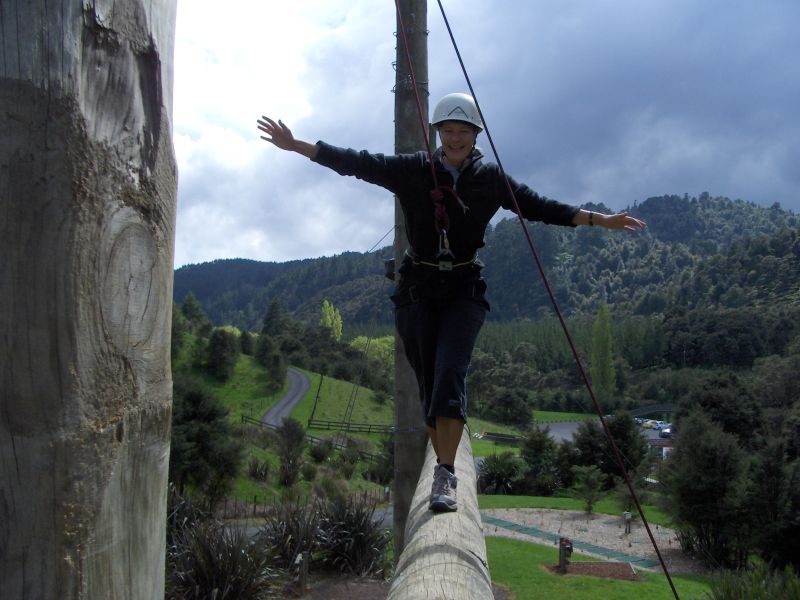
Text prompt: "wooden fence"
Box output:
[[239, 415, 384, 463], [308, 418, 394, 434]]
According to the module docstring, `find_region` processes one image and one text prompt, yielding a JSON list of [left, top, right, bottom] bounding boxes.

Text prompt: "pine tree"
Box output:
[[590, 302, 616, 409], [261, 299, 288, 336], [181, 291, 212, 336], [206, 328, 240, 381]]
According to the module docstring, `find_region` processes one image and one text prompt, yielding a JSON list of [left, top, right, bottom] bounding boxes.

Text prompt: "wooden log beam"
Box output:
[[388, 428, 493, 599]]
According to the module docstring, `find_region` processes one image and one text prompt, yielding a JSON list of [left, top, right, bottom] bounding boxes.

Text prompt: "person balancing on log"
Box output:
[[257, 93, 646, 512]]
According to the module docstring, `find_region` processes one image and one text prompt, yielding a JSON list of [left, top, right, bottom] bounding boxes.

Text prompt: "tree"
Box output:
[[519, 425, 560, 495], [590, 302, 616, 408], [172, 302, 190, 360], [570, 465, 604, 513], [206, 328, 240, 380], [320, 299, 343, 342], [1, 3, 177, 597], [240, 329, 254, 355], [676, 372, 763, 448], [783, 401, 800, 462], [255, 334, 287, 389], [571, 412, 648, 489], [169, 375, 244, 509], [660, 410, 750, 567], [478, 388, 532, 427], [744, 439, 795, 569], [261, 299, 289, 336], [182, 291, 213, 336]]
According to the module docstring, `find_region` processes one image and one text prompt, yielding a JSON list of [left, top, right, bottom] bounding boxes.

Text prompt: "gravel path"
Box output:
[[482, 508, 706, 575]]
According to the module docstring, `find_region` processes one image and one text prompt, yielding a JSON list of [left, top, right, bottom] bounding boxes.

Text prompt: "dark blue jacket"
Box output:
[[313, 141, 579, 264]]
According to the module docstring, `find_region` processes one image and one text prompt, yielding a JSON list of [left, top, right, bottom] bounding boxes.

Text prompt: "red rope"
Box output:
[[394, 1, 457, 243]]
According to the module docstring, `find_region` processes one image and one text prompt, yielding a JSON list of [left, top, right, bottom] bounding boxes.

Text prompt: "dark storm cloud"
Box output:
[[426, 1, 800, 209]]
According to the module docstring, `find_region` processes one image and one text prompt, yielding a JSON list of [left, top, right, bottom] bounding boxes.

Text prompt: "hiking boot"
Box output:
[[429, 464, 458, 512]]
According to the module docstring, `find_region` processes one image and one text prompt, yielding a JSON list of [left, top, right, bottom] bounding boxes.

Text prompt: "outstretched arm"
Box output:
[[573, 209, 646, 232], [257, 116, 319, 159]]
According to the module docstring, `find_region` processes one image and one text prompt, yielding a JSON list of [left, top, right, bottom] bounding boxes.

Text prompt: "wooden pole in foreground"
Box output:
[[388, 428, 493, 599], [393, 0, 430, 557], [0, 1, 177, 597]]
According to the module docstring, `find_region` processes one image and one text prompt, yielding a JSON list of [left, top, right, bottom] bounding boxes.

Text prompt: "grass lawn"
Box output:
[[198, 355, 288, 421], [479, 494, 672, 527], [292, 369, 394, 452], [291, 369, 394, 427], [487, 536, 710, 600]]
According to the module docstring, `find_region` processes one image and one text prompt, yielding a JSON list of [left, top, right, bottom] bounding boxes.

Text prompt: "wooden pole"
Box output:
[[0, 1, 177, 597], [387, 429, 493, 599], [393, 0, 431, 557]]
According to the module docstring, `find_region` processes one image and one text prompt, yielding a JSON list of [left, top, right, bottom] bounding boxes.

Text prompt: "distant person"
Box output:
[[624, 510, 632, 534], [257, 93, 646, 512]]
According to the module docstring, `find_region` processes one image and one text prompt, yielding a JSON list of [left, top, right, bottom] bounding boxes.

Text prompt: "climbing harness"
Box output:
[[404, 249, 478, 272], [395, 1, 681, 598]]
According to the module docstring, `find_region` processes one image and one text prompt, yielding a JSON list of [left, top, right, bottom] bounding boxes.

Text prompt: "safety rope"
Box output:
[[395, 2, 681, 598], [394, 1, 460, 260]]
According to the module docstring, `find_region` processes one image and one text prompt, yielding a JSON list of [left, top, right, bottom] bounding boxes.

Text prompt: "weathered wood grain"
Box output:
[[388, 428, 493, 600], [0, 1, 177, 598]]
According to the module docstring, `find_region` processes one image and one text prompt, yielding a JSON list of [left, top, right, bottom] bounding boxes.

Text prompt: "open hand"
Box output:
[[604, 212, 647, 232], [257, 116, 296, 151]]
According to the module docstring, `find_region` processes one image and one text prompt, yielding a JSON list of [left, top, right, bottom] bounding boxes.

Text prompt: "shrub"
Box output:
[[313, 470, 348, 505], [166, 485, 210, 547], [167, 521, 276, 600], [301, 462, 318, 481], [335, 457, 357, 480], [363, 434, 394, 485], [707, 562, 800, 600], [247, 457, 270, 482], [478, 452, 523, 495], [316, 496, 390, 577], [309, 439, 334, 463], [257, 499, 320, 569], [276, 418, 307, 487]]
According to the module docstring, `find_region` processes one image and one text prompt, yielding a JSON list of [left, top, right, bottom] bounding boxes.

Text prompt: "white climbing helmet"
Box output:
[[431, 92, 483, 132]]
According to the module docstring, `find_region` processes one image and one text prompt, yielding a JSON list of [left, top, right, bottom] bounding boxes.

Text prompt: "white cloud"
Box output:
[[173, 0, 800, 267]]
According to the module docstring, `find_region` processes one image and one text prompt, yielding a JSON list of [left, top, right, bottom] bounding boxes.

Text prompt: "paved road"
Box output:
[[543, 420, 664, 444], [261, 367, 310, 427]]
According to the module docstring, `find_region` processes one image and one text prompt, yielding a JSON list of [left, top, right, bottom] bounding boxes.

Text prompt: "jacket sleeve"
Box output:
[[501, 172, 579, 227], [311, 141, 424, 195]]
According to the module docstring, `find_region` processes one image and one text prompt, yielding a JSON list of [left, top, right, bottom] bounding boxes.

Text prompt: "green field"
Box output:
[[289, 370, 597, 457], [487, 536, 710, 600]]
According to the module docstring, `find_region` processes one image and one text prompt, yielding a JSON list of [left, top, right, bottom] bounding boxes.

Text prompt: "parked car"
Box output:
[[660, 425, 673, 438], [654, 420, 668, 430], [642, 419, 657, 429]]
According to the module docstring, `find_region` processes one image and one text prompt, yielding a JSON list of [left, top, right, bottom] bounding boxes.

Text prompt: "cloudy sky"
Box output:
[[173, 0, 799, 268]]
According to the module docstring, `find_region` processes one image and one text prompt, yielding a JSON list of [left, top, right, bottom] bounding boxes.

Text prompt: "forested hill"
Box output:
[[174, 193, 799, 330]]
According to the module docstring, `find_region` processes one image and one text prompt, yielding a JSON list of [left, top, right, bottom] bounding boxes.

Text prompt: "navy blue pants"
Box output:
[[393, 281, 487, 428]]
